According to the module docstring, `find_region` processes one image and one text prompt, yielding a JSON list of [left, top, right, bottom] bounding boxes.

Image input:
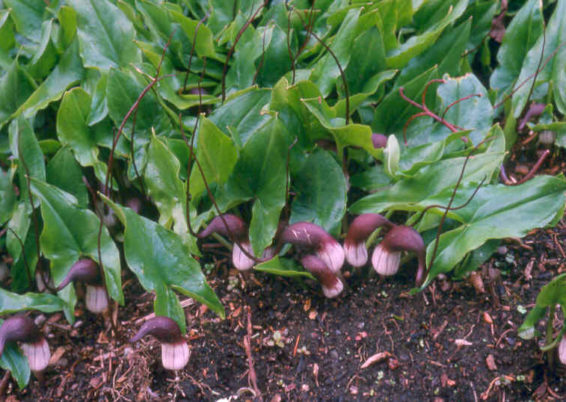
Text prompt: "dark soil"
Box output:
[[4, 219, 566, 401]]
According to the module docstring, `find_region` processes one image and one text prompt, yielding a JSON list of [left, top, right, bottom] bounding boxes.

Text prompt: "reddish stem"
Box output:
[[182, 13, 209, 93], [399, 86, 459, 133], [501, 149, 550, 186]]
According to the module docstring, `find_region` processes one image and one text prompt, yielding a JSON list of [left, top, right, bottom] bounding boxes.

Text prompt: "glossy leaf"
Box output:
[[0, 61, 34, 128], [423, 175, 566, 287], [56, 88, 100, 167], [46, 147, 88, 209], [189, 117, 238, 201], [290, 150, 347, 235], [385, 0, 468, 68], [16, 40, 84, 118], [69, 0, 141, 70], [30, 179, 123, 309], [4, 0, 46, 42], [220, 117, 289, 255], [106, 68, 173, 137], [0, 288, 66, 314], [434, 74, 493, 144], [144, 134, 190, 239], [490, 0, 543, 102], [310, 8, 361, 97], [351, 125, 505, 214], [102, 196, 225, 331], [0, 168, 16, 225], [254, 256, 315, 279], [512, 0, 566, 116], [302, 98, 381, 159], [209, 88, 272, 147]]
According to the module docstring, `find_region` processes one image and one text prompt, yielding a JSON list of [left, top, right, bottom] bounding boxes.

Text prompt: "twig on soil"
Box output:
[[553, 233, 566, 259], [244, 306, 262, 400], [470, 381, 479, 402], [293, 334, 301, 357], [360, 351, 391, 369], [480, 375, 514, 400]]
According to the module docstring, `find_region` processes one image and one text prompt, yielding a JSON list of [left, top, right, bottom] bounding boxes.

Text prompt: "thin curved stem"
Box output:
[[182, 12, 209, 93], [221, 1, 267, 102]]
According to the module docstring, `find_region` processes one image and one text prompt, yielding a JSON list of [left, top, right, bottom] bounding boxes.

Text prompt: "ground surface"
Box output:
[[4, 217, 566, 401], [4, 146, 566, 401]]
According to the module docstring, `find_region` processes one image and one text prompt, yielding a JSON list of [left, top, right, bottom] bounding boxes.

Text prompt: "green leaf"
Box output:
[[0, 168, 16, 225], [69, 0, 141, 71], [397, 19, 471, 85], [344, 23, 387, 94], [490, 0, 543, 102], [16, 39, 84, 118], [385, 0, 468, 68], [4, 0, 46, 42], [189, 116, 238, 201], [254, 256, 315, 279], [106, 68, 173, 137], [28, 19, 57, 79], [0, 288, 66, 314], [220, 118, 288, 255], [423, 175, 566, 286], [332, 69, 397, 117], [144, 134, 190, 239], [55, 6, 78, 51], [351, 125, 505, 214], [225, 16, 264, 93], [87, 72, 108, 125], [30, 179, 123, 308], [168, 9, 216, 58], [0, 10, 16, 54], [9, 117, 46, 196], [512, 0, 566, 117], [209, 88, 272, 147], [102, 196, 225, 330], [290, 150, 347, 235], [256, 25, 293, 87], [310, 8, 361, 97], [350, 164, 392, 191], [46, 147, 88, 209], [434, 73, 493, 144], [519, 273, 566, 340], [303, 98, 381, 159], [0, 61, 34, 128], [518, 305, 546, 340], [56, 88, 100, 167], [6, 202, 30, 265]]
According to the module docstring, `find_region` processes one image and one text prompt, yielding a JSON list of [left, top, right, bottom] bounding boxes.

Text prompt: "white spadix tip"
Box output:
[[371, 244, 401, 276], [344, 241, 368, 267], [161, 341, 190, 370], [85, 285, 109, 313], [232, 242, 255, 271], [322, 278, 344, 298], [21, 337, 50, 372], [559, 335, 566, 365], [318, 241, 345, 273]]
